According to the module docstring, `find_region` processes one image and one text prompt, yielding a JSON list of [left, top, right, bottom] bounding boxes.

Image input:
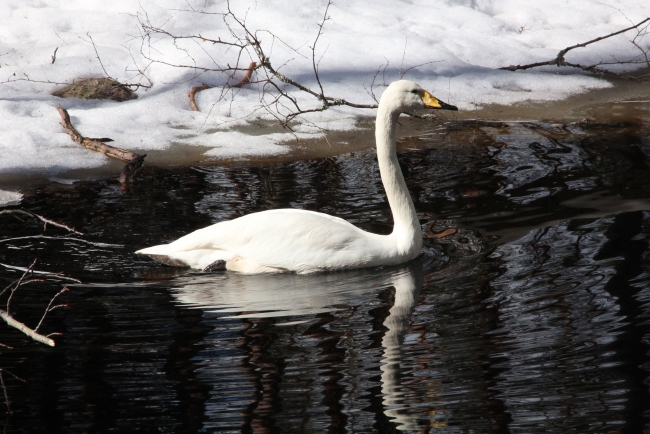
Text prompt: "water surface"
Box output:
[[1, 118, 650, 432]]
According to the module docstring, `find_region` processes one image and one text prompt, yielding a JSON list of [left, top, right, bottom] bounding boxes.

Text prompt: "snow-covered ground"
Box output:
[[1, 0, 649, 182]]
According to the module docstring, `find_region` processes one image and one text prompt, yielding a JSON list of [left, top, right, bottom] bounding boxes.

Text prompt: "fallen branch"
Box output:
[[500, 17, 650, 79], [0, 310, 55, 347], [188, 84, 212, 111], [56, 106, 146, 187]]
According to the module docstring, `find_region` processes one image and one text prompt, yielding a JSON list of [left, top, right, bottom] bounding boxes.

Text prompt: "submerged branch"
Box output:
[[0, 263, 82, 283], [0, 209, 83, 235]]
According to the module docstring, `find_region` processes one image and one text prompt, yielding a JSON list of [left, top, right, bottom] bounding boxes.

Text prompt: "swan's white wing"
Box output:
[[138, 209, 392, 272]]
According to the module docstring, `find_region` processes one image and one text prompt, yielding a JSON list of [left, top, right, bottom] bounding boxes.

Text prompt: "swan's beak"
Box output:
[[422, 91, 458, 111]]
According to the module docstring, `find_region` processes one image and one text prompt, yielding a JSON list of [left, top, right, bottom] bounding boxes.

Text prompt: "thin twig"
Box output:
[[5, 259, 37, 315], [2, 73, 71, 86], [0, 261, 70, 347], [0, 370, 10, 415], [0, 368, 26, 416], [310, 0, 332, 99], [34, 287, 69, 333], [399, 37, 408, 78], [86, 33, 112, 78]]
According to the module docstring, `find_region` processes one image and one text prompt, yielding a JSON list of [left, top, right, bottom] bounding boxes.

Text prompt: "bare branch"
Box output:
[[310, 0, 332, 98], [500, 17, 650, 80], [364, 61, 390, 104], [0, 262, 74, 347], [138, 0, 379, 127], [3, 73, 71, 86], [399, 37, 408, 79], [0, 310, 55, 347], [3, 34, 152, 91], [0, 368, 26, 415]]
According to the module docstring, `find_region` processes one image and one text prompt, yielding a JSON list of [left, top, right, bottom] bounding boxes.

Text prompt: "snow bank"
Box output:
[[1, 0, 648, 176]]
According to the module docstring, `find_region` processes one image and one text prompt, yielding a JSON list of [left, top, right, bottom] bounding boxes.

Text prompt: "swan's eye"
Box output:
[[410, 90, 419, 94]]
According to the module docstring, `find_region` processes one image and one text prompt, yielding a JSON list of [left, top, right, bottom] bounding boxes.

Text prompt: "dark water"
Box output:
[[1, 119, 650, 433]]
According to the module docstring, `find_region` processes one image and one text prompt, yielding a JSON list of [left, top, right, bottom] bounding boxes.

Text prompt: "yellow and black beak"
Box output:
[[422, 91, 458, 111]]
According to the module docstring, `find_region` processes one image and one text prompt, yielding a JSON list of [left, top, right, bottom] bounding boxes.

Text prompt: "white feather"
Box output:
[[137, 80, 456, 273]]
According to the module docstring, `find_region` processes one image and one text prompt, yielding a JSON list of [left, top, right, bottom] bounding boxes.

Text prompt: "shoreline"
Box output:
[[1, 76, 649, 197]]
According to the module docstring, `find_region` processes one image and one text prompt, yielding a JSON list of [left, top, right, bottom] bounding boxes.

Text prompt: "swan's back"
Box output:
[[137, 209, 400, 273]]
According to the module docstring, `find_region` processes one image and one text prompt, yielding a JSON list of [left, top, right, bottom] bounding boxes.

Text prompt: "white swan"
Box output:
[[136, 80, 458, 273]]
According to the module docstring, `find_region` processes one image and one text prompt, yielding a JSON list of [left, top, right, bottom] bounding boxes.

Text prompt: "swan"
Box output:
[[136, 80, 458, 273]]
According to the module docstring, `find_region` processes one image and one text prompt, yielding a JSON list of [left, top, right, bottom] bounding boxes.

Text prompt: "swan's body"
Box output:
[[137, 80, 457, 273]]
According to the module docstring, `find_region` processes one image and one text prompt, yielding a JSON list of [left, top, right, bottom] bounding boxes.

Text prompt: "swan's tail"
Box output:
[[136, 244, 234, 270], [136, 244, 170, 255], [136, 244, 188, 267]]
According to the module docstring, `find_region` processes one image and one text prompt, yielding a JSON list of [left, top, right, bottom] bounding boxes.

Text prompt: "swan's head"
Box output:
[[381, 80, 458, 113]]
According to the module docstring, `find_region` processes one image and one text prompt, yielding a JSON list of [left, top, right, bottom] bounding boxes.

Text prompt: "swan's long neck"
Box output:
[[375, 105, 422, 257]]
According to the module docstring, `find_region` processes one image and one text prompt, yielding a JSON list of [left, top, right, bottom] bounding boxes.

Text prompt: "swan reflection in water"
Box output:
[[169, 258, 443, 431]]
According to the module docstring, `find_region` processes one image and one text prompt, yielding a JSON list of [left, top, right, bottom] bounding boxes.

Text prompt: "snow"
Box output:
[[0, 190, 22, 207], [1, 0, 648, 179]]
